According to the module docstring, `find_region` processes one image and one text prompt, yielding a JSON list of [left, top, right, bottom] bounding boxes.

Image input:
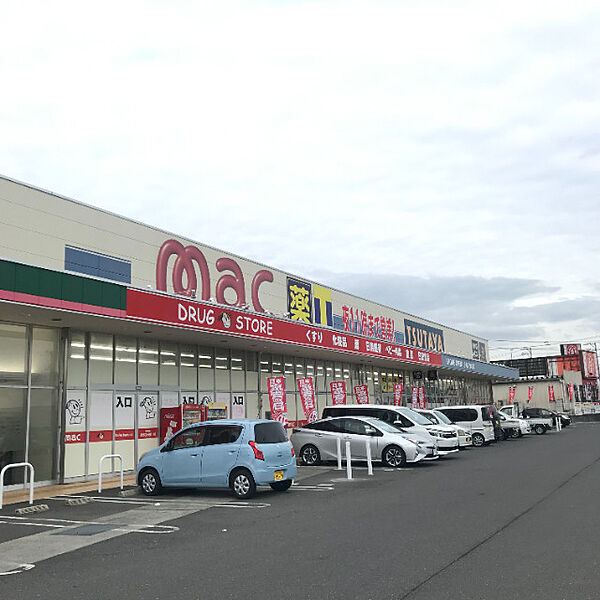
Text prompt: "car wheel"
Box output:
[[269, 480, 293, 492], [472, 433, 485, 447], [382, 445, 407, 468], [140, 468, 162, 496], [510, 429, 520, 439], [534, 424, 545, 435], [300, 444, 321, 466], [230, 469, 256, 500]]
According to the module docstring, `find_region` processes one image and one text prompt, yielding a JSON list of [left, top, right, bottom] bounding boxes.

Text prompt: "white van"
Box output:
[[435, 405, 495, 447]]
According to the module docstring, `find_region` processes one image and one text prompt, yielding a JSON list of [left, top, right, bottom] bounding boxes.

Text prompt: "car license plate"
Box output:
[[274, 470, 284, 481]]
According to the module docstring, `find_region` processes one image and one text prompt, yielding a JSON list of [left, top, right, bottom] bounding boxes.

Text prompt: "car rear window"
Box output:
[[255, 422, 287, 443]]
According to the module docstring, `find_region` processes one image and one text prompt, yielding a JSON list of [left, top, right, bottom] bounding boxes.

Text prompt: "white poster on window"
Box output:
[[89, 391, 113, 442], [160, 391, 179, 408], [65, 391, 86, 444], [198, 392, 214, 406], [114, 393, 135, 440], [231, 394, 246, 419], [138, 394, 158, 439]]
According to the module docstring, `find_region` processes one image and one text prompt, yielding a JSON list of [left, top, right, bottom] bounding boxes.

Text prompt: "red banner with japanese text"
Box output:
[[298, 377, 318, 423], [393, 382, 403, 406], [548, 385, 555, 402], [568, 384, 574, 401], [267, 377, 287, 426], [330, 381, 347, 405], [418, 386, 426, 409], [528, 386, 533, 403], [508, 387, 516, 404], [354, 385, 369, 404], [411, 386, 418, 409]]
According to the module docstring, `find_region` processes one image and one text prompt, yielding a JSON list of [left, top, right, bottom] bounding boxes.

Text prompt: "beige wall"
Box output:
[[1, 176, 489, 360]]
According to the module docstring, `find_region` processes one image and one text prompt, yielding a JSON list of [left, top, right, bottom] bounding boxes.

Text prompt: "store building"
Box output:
[[0, 175, 517, 487]]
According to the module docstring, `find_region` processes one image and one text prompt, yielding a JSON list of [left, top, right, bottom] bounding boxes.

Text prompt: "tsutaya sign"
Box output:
[[127, 289, 443, 367]]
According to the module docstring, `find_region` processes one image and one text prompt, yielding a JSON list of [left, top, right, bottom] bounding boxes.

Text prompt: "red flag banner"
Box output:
[[267, 377, 287, 425], [548, 385, 556, 402], [418, 386, 426, 409], [411, 386, 418, 409], [508, 387, 516, 404], [354, 385, 369, 404], [568, 384, 574, 401], [330, 381, 347, 405], [393, 382, 403, 406], [298, 377, 318, 423], [528, 386, 533, 403]]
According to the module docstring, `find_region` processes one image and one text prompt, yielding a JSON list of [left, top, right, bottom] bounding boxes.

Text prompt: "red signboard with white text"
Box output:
[[267, 377, 288, 426], [393, 382, 403, 406], [418, 386, 426, 409], [330, 381, 347, 405], [354, 385, 369, 404], [126, 289, 442, 367], [528, 386, 533, 403], [298, 377, 318, 423], [411, 386, 418, 409], [508, 387, 516, 404], [548, 385, 556, 402], [568, 384, 574, 401]]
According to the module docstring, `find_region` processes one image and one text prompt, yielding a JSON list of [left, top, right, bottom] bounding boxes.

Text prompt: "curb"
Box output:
[[65, 497, 94, 506]]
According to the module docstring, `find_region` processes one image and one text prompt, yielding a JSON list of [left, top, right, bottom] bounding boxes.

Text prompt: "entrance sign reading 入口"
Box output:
[[354, 385, 369, 405], [232, 394, 246, 419], [393, 382, 403, 406], [115, 394, 135, 441], [267, 377, 287, 426], [298, 377, 318, 423], [330, 381, 347, 405], [126, 290, 443, 368]]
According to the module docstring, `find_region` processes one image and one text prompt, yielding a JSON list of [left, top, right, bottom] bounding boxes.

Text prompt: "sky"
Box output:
[[1, 0, 599, 360]]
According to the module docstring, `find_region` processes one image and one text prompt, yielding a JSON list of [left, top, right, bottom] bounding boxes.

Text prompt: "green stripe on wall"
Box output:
[[0, 259, 127, 310]]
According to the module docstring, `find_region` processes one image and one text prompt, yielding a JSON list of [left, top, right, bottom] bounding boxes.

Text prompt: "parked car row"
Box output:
[[135, 403, 570, 500]]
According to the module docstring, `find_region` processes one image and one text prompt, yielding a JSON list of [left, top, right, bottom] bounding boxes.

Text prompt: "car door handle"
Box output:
[[315, 433, 323, 437], [228, 450, 236, 454], [190, 453, 198, 457]]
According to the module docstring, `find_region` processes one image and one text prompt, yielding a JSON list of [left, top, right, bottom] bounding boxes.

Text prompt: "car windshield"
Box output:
[[400, 408, 432, 425], [365, 419, 400, 434], [419, 412, 438, 425], [432, 411, 452, 425]]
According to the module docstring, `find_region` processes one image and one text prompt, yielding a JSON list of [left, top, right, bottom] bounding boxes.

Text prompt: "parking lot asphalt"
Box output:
[[1, 423, 599, 600]]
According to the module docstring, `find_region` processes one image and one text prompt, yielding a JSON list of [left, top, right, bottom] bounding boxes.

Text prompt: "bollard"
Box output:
[[556, 418, 560, 432], [365, 439, 373, 476], [336, 437, 343, 470], [345, 441, 353, 480]]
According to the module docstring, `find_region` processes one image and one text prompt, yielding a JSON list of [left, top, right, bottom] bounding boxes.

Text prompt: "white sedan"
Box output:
[[291, 416, 433, 468], [415, 409, 473, 449]]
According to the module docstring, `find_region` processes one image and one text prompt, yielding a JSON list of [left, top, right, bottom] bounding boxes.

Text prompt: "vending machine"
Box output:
[[159, 403, 207, 444]]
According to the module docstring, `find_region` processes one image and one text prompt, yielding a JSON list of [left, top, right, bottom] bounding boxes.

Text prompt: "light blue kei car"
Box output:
[[136, 419, 297, 499]]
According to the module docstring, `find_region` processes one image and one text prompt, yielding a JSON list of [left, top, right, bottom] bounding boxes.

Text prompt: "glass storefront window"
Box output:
[[28, 388, 59, 482], [0, 323, 27, 385], [215, 349, 230, 390], [30, 328, 59, 387], [180, 344, 197, 390], [89, 333, 113, 384], [231, 350, 245, 391], [67, 331, 87, 387], [115, 335, 137, 385], [160, 342, 179, 386], [246, 352, 258, 391], [139, 339, 158, 386], [0, 387, 27, 484], [198, 346, 214, 391]]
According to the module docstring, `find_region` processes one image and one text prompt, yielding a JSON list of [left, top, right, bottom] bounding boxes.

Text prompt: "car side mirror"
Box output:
[[161, 442, 172, 452]]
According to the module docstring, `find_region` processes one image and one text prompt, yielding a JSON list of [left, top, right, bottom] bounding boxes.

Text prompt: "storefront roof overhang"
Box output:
[[0, 289, 518, 382]]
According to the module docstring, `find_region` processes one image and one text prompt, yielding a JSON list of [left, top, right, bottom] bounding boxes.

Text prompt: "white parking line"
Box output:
[[47, 495, 271, 509], [0, 562, 35, 576], [0, 516, 178, 534]]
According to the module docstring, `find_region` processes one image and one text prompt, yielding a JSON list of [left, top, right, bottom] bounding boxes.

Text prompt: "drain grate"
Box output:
[[54, 524, 116, 536]]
